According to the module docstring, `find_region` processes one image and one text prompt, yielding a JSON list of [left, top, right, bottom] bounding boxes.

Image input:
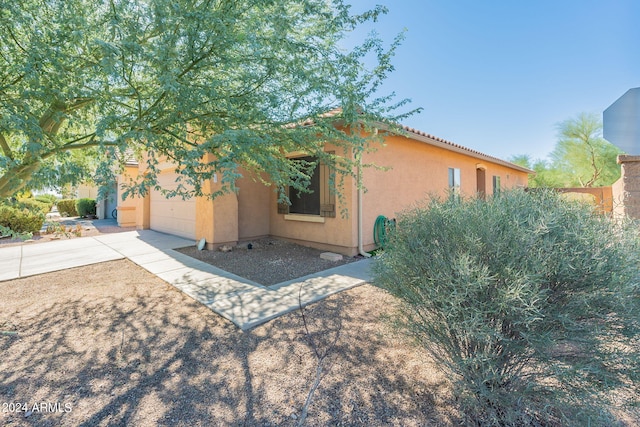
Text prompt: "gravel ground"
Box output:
[[0, 216, 135, 247], [3, 224, 636, 425], [0, 260, 456, 427], [176, 238, 361, 286]]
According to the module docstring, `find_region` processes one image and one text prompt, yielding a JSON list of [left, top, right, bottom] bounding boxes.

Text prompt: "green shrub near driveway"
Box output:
[[0, 205, 45, 234], [57, 199, 78, 216], [374, 189, 640, 426], [34, 194, 58, 204], [75, 198, 96, 217], [17, 198, 53, 215]]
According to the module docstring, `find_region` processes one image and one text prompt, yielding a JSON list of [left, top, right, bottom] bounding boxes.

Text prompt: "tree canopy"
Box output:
[[0, 0, 412, 200], [511, 113, 621, 188]]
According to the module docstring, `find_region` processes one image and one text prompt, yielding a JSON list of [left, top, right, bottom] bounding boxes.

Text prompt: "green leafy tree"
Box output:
[[551, 112, 621, 187], [509, 154, 565, 188], [0, 0, 413, 199], [511, 113, 622, 188]]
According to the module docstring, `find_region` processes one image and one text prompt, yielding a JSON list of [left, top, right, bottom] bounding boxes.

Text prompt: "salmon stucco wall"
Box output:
[[194, 155, 238, 247], [358, 132, 529, 252], [269, 144, 359, 255], [268, 133, 529, 255], [237, 171, 271, 241], [268, 187, 357, 254], [116, 164, 142, 228], [124, 128, 529, 255], [196, 169, 272, 247]]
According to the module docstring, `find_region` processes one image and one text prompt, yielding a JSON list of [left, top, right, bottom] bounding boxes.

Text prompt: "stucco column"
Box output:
[[116, 164, 142, 228], [135, 192, 150, 229], [134, 163, 151, 229], [195, 166, 239, 249], [615, 155, 640, 219]]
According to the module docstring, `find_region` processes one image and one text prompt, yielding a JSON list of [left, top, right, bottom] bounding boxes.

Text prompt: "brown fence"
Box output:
[[554, 187, 613, 215]]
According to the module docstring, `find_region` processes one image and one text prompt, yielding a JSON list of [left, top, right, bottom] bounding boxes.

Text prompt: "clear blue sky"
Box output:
[[345, 0, 640, 161]]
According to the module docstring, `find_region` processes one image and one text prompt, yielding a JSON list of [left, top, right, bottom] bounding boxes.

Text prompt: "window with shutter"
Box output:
[[493, 175, 501, 195], [279, 153, 335, 218], [319, 156, 336, 218], [448, 167, 461, 200], [289, 156, 321, 215]]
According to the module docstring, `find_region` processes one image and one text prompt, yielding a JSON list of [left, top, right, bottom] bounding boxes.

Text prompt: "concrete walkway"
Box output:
[[0, 230, 373, 330]]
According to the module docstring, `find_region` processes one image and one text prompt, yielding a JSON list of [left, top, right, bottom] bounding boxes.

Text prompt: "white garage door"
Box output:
[[150, 172, 196, 239]]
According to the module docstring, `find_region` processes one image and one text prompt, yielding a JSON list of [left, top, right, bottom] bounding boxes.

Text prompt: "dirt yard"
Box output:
[[176, 238, 360, 286], [0, 260, 455, 427]]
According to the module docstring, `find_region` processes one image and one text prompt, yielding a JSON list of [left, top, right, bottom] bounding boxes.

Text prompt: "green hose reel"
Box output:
[[374, 215, 396, 249]]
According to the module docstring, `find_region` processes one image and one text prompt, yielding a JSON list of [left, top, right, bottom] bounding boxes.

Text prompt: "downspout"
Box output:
[[357, 136, 372, 258]]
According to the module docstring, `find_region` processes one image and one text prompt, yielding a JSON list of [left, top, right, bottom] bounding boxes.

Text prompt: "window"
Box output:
[[277, 154, 336, 218], [493, 175, 501, 195], [448, 167, 461, 198], [289, 156, 321, 215]]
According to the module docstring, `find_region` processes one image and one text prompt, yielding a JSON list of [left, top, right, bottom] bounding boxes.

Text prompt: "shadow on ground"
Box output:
[[0, 259, 453, 427]]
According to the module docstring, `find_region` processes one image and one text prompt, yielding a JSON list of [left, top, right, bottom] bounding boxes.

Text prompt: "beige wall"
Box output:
[[237, 172, 271, 240], [268, 149, 358, 255], [556, 187, 614, 215], [267, 133, 529, 255], [76, 183, 99, 199], [117, 165, 141, 228], [124, 130, 529, 255], [358, 134, 528, 251]]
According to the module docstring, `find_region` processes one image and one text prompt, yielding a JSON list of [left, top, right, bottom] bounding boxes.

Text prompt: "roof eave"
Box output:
[[369, 121, 535, 175]]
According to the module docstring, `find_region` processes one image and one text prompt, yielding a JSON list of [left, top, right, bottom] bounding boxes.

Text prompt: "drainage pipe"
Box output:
[[356, 151, 371, 258]]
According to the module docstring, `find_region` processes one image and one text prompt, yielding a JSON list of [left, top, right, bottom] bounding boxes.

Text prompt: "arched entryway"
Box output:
[[476, 164, 487, 199]]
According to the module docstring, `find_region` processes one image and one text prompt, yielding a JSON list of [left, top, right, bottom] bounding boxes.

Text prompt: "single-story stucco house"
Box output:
[[116, 121, 532, 256]]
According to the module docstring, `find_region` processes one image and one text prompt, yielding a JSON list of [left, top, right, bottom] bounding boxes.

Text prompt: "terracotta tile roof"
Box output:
[[394, 124, 535, 174], [302, 107, 533, 173], [125, 108, 533, 173], [401, 124, 489, 156]]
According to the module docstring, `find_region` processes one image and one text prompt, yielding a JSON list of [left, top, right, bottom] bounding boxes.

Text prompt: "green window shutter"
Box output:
[[319, 152, 336, 218]]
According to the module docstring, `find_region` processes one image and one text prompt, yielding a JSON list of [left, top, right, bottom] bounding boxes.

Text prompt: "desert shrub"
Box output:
[[57, 199, 78, 216], [75, 198, 96, 217], [17, 198, 52, 215], [35, 194, 58, 204], [374, 189, 640, 426], [0, 204, 45, 234]]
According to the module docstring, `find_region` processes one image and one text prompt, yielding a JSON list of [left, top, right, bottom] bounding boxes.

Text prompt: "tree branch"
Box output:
[[0, 133, 14, 160], [160, 128, 198, 147], [39, 98, 94, 134], [47, 139, 118, 158], [7, 26, 28, 53]]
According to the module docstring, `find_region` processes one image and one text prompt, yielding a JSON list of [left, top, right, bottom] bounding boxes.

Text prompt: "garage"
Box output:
[[150, 171, 196, 239]]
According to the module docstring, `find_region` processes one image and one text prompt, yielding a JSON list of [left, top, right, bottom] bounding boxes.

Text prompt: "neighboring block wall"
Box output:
[[556, 187, 614, 215], [613, 155, 640, 219], [612, 176, 625, 219]]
